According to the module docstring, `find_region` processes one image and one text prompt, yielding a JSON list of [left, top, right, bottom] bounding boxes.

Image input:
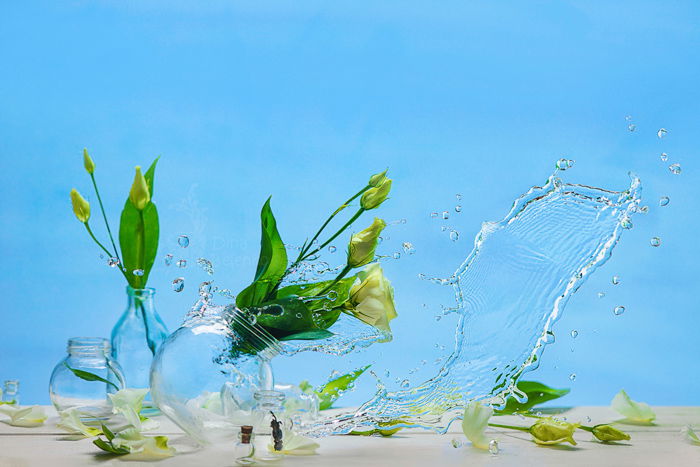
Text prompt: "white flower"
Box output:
[[268, 428, 320, 456], [57, 408, 102, 437], [461, 401, 493, 449], [681, 425, 700, 445], [348, 263, 398, 338], [611, 389, 656, 423], [0, 405, 47, 427], [108, 388, 158, 431], [111, 428, 175, 459]]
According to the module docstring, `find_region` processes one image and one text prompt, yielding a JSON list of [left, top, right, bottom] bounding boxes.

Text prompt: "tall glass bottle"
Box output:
[[111, 287, 168, 392]]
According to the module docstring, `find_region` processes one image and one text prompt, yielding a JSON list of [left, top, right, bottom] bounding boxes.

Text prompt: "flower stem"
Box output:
[[303, 208, 365, 261], [318, 264, 353, 296], [90, 173, 121, 266], [488, 422, 530, 432], [84, 222, 129, 282]]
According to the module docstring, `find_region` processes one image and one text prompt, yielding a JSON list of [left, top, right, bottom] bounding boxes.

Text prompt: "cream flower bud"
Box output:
[[368, 169, 388, 187], [347, 263, 398, 337], [70, 188, 91, 223], [83, 148, 95, 174], [129, 166, 150, 210], [591, 424, 631, 442], [529, 418, 579, 445], [461, 401, 493, 449], [348, 218, 386, 268], [360, 178, 392, 210]]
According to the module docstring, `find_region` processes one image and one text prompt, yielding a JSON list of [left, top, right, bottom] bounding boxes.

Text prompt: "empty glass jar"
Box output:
[[49, 337, 125, 419]]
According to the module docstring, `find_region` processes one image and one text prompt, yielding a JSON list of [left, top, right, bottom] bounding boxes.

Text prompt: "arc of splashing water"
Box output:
[[306, 172, 642, 436]]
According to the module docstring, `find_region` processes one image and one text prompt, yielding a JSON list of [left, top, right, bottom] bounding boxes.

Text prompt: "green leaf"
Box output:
[[237, 198, 287, 308], [349, 426, 403, 437], [495, 381, 570, 415], [64, 362, 119, 391], [254, 296, 316, 337], [101, 424, 115, 441], [93, 438, 130, 455], [279, 330, 334, 341], [277, 276, 357, 312], [316, 365, 370, 410], [119, 200, 142, 288], [143, 157, 160, 198], [140, 202, 159, 286]]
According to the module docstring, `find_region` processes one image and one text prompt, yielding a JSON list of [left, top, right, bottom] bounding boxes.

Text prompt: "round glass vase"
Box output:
[[111, 286, 168, 392], [49, 337, 125, 419], [150, 304, 278, 445]]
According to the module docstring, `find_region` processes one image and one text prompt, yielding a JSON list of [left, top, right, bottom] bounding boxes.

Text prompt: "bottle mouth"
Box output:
[[67, 337, 110, 356], [126, 286, 156, 297]]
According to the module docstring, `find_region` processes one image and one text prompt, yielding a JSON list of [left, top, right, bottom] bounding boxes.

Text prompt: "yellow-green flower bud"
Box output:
[[347, 218, 386, 268], [70, 188, 90, 223], [368, 169, 388, 187], [360, 178, 392, 210], [83, 148, 95, 174], [591, 424, 631, 442], [128, 166, 150, 210], [529, 418, 579, 445]]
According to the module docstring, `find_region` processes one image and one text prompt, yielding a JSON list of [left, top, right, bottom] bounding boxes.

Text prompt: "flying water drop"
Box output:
[[176, 259, 187, 268], [669, 163, 682, 175], [402, 242, 416, 255], [569, 373, 576, 381], [400, 379, 410, 389], [177, 235, 190, 248], [613, 306, 625, 316], [455, 205, 462, 213], [612, 275, 620, 285], [393, 252, 401, 260], [597, 292, 606, 298], [650, 236, 662, 247], [164, 254, 173, 266], [451, 439, 463, 448], [449, 230, 459, 242], [197, 258, 214, 275], [430, 212, 438, 218], [489, 440, 499, 455], [660, 152, 668, 162], [570, 330, 578, 339], [107, 257, 120, 268], [442, 211, 450, 220], [627, 123, 636, 132], [556, 158, 574, 170], [172, 278, 184, 292], [132, 269, 144, 276], [659, 196, 670, 207], [657, 128, 668, 139], [620, 217, 633, 229], [328, 246, 337, 253]]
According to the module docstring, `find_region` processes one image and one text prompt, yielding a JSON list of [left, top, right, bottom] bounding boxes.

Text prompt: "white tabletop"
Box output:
[[1, 406, 698, 466]]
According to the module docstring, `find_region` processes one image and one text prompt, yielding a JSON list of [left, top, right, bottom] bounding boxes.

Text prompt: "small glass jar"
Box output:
[[49, 337, 125, 419], [2, 380, 19, 404], [251, 390, 290, 460], [234, 425, 256, 465]]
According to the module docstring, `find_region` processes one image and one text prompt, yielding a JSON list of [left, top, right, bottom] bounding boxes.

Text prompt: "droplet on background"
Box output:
[[132, 269, 144, 276], [451, 438, 463, 448], [430, 212, 438, 218], [455, 205, 462, 213], [164, 254, 173, 266], [650, 236, 662, 247], [627, 123, 636, 132], [177, 235, 190, 248], [638, 205, 649, 214], [625, 115, 632, 121], [620, 217, 633, 229], [657, 128, 668, 139], [449, 230, 459, 242], [614, 305, 625, 316], [612, 275, 620, 285], [393, 252, 401, 259], [176, 259, 187, 268], [660, 152, 668, 162], [597, 292, 605, 298], [400, 379, 410, 388], [569, 373, 576, 381], [455, 194, 463, 201], [328, 245, 337, 253], [442, 211, 450, 220], [107, 257, 120, 268], [402, 242, 416, 255], [197, 258, 214, 275], [556, 158, 574, 170], [172, 278, 184, 292], [489, 439, 499, 455], [669, 163, 682, 175], [570, 330, 578, 338], [659, 196, 670, 207]]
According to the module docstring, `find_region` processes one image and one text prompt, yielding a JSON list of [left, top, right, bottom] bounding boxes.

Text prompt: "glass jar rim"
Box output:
[[67, 337, 110, 354], [126, 286, 156, 296]]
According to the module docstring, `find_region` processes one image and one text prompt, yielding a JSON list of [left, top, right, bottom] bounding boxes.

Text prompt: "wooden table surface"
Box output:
[[1, 406, 699, 466]]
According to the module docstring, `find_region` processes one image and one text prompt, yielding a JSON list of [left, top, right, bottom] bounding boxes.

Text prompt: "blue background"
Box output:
[[1, 1, 698, 407]]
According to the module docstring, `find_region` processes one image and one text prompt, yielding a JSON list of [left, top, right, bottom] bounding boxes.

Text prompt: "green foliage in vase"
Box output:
[[235, 171, 397, 342], [70, 149, 160, 289], [63, 362, 119, 391], [495, 380, 570, 415], [300, 365, 370, 410]]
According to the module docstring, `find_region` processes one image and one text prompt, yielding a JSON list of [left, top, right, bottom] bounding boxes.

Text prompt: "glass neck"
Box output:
[[227, 306, 281, 359], [126, 286, 155, 309], [254, 390, 285, 412], [68, 337, 110, 358]]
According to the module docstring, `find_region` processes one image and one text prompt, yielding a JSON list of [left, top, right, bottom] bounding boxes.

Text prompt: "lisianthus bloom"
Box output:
[[0, 405, 47, 427], [110, 428, 175, 459], [57, 408, 102, 437], [347, 263, 397, 337], [529, 417, 579, 445], [70, 188, 91, 223], [368, 169, 388, 187], [360, 178, 392, 210], [591, 424, 631, 442], [128, 166, 150, 210], [461, 401, 493, 449], [611, 389, 656, 423], [108, 388, 158, 431], [347, 218, 386, 268]]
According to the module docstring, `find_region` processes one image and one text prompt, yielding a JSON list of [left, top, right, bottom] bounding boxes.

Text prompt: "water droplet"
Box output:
[[197, 258, 214, 275], [430, 212, 438, 218], [219, 289, 235, 300], [556, 158, 574, 170], [400, 379, 410, 388], [488, 439, 499, 455], [638, 205, 649, 214], [455, 205, 462, 213], [177, 235, 190, 248], [659, 196, 670, 207], [455, 194, 463, 201], [660, 152, 668, 162], [586, 416, 592, 423], [295, 313, 303, 319], [248, 314, 257, 325], [612, 275, 620, 285], [669, 163, 682, 175], [614, 305, 625, 316], [199, 281, 212, 296], [435, 315, 442, 321], [620, 216, 633, 229], [442, 211, 450, 220], [597, 292, 606, 298], [107, 257, 120, 268], [627, 123, 636, 132], [449, 230, 459, 242], [328, 245, 337, 253], [164, 254, 173, 266], [625, 115, 632, 121], [402, 242, 415, 255], [176, 259, 187, 268], [650, 236, 662, 247], [657, 128, 668, 139], [132, 269, 144, 276], [570, 330, 578, 338], [172, 277, 184, 292], [384, 370, 390, 378], [569, 373, 576, 381], [393, 252, 401, 259], [451, 438, 463, 448]]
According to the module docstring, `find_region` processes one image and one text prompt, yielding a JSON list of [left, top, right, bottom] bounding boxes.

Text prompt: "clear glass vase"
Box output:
[[49, 337, 125, 419], [111, 287, 168, 391]]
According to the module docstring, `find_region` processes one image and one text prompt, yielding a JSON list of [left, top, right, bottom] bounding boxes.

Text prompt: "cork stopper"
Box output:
[[240, 425, 253, 444]]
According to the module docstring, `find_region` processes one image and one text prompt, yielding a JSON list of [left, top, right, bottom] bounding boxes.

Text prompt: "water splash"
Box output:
[[304, 171, 642, 435]]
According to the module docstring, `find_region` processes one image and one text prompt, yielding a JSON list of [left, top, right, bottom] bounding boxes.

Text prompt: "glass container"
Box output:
[[49, 337, 125, 418], [2, 380, 19, 404]]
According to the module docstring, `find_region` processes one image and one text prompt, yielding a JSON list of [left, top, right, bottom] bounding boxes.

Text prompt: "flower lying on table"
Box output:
[[0, 405, 47, 427], [611, 389, 656, 423], [57, 409, 102, 437], [268, 427, 320, 456]]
